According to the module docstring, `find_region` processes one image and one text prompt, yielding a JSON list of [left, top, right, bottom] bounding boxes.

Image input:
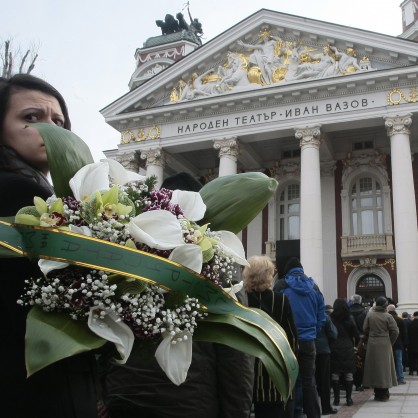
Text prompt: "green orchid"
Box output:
[[15, 196, 66, 227], [91, 185, 133, 220]]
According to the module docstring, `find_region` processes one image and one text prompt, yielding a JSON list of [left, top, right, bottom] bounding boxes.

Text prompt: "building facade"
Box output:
[[101, 6, 418, 309]]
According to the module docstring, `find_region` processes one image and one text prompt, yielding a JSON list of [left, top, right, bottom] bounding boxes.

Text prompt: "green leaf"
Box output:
[[25, 306, 106, 376], [194, 312, 298, 400], [33, 123, 94, 197], [200, 172, 278, 233]]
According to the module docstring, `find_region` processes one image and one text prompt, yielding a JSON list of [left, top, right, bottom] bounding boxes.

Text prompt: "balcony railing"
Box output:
[[265, 234, 394, 260], [341, 234, 394, 258]]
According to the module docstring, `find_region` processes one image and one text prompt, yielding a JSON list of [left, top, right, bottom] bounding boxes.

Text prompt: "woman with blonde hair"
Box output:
[[243, 255, 298, 418]]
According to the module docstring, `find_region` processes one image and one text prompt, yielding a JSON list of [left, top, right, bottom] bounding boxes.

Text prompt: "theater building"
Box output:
[[101, 3, 418, 309]]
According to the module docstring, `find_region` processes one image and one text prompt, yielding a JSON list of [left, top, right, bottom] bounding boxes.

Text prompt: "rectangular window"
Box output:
[[288, 216, 300, 239], [361, 210, 374, 234], [377, 210, 383, 234], [352, 213, 358, 235]]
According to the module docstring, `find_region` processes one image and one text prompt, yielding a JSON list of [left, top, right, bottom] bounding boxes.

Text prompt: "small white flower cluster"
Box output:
[[89, 217, 131, 243], [19, 269, 206, 342], [119, 285, 206, 341], [18, 270, 118, 321]]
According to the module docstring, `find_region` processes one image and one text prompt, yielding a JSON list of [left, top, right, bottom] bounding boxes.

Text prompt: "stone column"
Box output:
[[295, 126, 323, 289], [385, 114, 418, 312], [140, 148, 165, 189], [115, 151, 141, 173], [320, 161, 337, 303], [214, 137, 239, 176]]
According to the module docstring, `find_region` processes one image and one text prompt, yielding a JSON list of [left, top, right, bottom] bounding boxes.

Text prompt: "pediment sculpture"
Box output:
[[170, 29, 374, 103]]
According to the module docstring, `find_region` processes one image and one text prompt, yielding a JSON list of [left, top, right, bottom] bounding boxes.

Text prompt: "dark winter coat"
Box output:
[[315, 313, 338, 354], [247, 290, 298, 402], [362, 306, 398, 389], [408, 318, 418, 353], [101, 289, 255, 418], [388, 311, 407, 350], [274, 267, 326, 341], [350, 303, 367, 341], [329, 312, 359, 374], [0, 166, 98, 418]]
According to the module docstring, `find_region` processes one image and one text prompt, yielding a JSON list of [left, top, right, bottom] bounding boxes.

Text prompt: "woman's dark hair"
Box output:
[[331, 298, 350, 320], [0, 74, 71, 143]]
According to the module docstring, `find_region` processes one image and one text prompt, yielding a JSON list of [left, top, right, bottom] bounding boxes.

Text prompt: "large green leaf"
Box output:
[[199, 172, 278, 233], [33, 123, 94, 197], [25, 306, 106, 377], [194, 312, 298, 399], [0, 217, 23, 258]]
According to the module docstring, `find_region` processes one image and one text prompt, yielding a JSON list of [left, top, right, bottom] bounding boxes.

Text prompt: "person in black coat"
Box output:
[[0, 74, 99, 418], [349, 294, 367, 391], [329, 298, 360, 407], [315, 305, 338, 415], [407, 312, 418, 375], [243, 255, 298, 418], [387, 305, 407, 384]]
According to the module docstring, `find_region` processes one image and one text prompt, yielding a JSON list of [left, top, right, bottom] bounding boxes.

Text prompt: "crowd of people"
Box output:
[[1, 73, 415, 418]]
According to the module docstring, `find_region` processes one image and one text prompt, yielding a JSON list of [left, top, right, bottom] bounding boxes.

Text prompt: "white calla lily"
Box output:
[[69, 162, 110, 201], [102, 158, 146, 185], [155, 332, 193, 386], [223, 280, 244, 300], [169, 244, 203, 274], [38, 259, 69, 276], [170, 190, 206, 221], [128, 210, 184, 250], [217, 231, 249, 266], [88, 307, 134, 364], [69, 225, 92, 236]]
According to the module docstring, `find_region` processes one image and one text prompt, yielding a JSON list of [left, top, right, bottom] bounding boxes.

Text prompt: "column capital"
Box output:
[[115, 151, 141, 172], [320, 160, 336, 177], [213, 137, 240, 159], [384, 114, 412, 137], [294, 125, 322, 149], [140, 148, 166, 168]]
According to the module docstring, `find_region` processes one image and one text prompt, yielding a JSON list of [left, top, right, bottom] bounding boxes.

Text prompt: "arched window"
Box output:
[[277, 183, 300, 240], [355, 273, 385, 306], [350, 176, 383, 235]]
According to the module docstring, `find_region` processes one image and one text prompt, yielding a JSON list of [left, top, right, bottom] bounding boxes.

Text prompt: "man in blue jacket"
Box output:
[[274, 257, 326, 418]]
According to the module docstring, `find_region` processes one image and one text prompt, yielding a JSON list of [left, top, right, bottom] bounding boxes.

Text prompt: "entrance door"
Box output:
[[355, 273, 385, 307]]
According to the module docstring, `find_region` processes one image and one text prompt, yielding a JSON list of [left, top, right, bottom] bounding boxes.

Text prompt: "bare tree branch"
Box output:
[[19, 49, 30, 73], [1, 38, 40, 78]]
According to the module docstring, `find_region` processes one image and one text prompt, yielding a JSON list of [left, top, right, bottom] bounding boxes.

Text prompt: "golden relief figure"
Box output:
[[171, 29, 373, 102]]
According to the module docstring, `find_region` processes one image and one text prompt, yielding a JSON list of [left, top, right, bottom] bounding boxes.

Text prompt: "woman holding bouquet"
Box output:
[[0, 74, 99, 418]]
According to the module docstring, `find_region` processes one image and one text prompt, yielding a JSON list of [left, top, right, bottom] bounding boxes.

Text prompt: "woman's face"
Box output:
[[2, 89, 65, 174]]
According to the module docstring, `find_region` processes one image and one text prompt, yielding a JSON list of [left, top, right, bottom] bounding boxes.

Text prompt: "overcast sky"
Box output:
[[2, 0, 405, 161]]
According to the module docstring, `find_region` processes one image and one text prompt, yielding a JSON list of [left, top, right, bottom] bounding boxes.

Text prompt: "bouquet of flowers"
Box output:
[[0, 123, 298, 397]]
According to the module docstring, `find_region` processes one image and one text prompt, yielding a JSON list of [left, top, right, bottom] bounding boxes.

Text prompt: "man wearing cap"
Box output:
[[274, 257, 325, 418], [407, 311, 418, 375]]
